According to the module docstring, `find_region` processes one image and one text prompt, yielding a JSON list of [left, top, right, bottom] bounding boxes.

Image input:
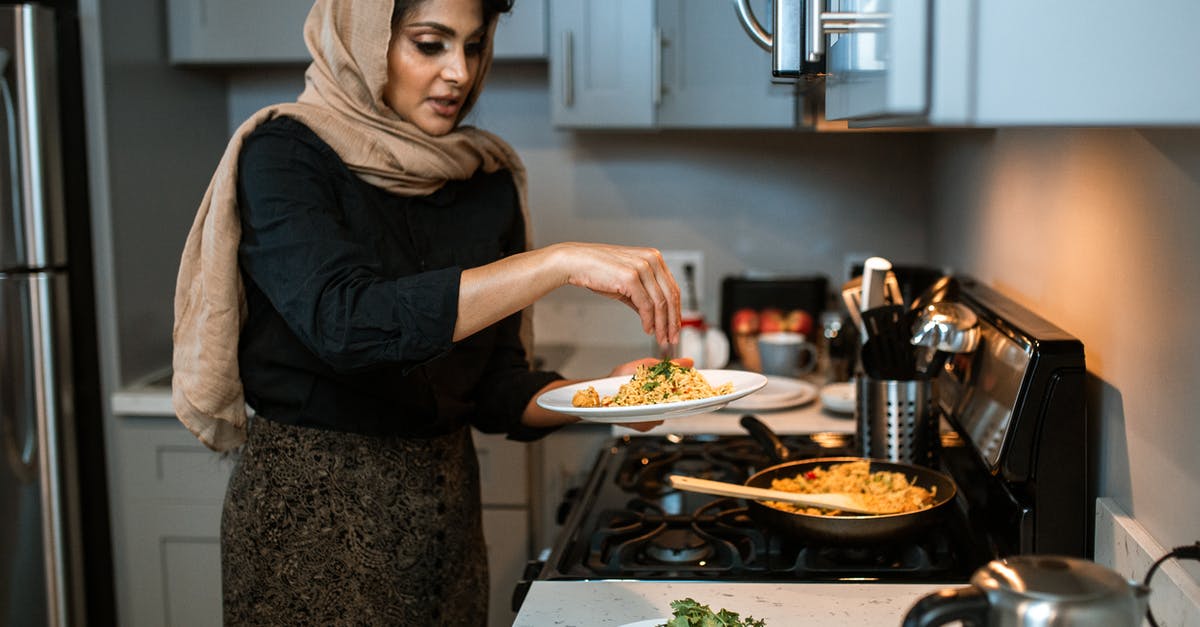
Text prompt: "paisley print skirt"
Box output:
[[221, 417, 488, 626]]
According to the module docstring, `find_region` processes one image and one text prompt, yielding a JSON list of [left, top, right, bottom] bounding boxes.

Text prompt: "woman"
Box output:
[[171, 0, 681, 624]]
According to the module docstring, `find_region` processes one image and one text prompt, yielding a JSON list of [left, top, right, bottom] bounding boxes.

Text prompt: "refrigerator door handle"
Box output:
[[1, 385, 39, 482], [1, 278, 38, 483]]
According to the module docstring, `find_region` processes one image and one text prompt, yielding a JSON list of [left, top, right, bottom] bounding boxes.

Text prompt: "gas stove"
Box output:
[[542, 432, 984, 583], [515, 277, 1089, 613]]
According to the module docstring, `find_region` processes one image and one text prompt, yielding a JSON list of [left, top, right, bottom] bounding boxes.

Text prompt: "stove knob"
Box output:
[[556, 487, 581, 525]]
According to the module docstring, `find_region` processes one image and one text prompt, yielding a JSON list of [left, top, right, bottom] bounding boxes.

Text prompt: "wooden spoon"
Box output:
[[667, 475, 883, 515]]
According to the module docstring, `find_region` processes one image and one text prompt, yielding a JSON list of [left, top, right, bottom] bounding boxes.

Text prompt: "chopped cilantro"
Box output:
[[658, 598, 767, 627]]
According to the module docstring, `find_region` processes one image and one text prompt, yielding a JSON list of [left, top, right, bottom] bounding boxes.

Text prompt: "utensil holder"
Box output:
[[855, 376, 936, 465]]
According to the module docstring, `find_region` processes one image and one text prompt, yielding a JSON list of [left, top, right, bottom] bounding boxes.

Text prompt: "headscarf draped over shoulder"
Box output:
[[171, 0, 530, 451]]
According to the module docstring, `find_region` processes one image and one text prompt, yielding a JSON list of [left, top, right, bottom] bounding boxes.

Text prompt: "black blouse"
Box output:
[[235, 117, 561, 440]]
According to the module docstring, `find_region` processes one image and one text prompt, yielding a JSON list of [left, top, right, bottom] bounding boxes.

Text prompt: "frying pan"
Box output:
[[738, 415, 957, 544]]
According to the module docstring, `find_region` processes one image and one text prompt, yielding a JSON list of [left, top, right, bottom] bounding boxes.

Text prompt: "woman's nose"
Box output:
[[442, 47, 469, 84]]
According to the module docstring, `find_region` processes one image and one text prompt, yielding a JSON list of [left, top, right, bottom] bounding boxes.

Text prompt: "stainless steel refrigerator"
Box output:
[[1, 4, 88, 624]]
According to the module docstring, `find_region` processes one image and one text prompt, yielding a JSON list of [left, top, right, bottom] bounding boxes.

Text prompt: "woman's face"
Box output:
[[384, 0, 487, 136]]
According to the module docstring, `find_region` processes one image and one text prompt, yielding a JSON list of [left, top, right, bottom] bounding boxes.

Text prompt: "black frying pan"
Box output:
[[739, 415, 957, 544]]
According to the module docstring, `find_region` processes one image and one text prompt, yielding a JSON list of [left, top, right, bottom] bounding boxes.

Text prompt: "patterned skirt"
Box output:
[[221, 417, 488, 626]]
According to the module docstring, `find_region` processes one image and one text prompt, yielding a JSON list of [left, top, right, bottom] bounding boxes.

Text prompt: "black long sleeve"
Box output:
[[235, 116, 561, 438]]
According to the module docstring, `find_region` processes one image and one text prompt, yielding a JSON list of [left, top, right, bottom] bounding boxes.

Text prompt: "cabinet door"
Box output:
[[824, 0, 929, 121], [482, 509, 528, 627], [656, 0, 796, 128], [494, 0, 548, 60], [549, 0, 655, 127], [167, 0, 313, 64]]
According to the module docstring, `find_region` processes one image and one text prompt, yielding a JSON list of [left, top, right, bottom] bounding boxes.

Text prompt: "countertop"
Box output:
[[513, 580, 944, 626], [111, 344, 859, 432]]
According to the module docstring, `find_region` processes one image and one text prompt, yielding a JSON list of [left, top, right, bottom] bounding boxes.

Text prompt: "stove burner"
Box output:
[[645, 529, 713, 564]]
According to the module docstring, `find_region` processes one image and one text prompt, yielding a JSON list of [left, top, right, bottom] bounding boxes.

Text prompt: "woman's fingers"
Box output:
[[558, 243, 682, 345]]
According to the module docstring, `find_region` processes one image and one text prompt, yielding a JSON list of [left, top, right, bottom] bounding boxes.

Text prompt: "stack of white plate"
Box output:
[[726, 376, 819, 411]]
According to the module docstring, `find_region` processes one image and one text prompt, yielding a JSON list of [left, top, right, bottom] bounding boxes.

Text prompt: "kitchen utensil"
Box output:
[[907, 275, 958, 313], [903, 555, 1150, 627], [756, 331, 818, 377], [736, 415, 957, 543], [855, 376, 936, 465], [861, 257, 893, 310], [910, 301, 980, 353], [840, 277, 868, 336], [667, 475, 882, 514], [859, 305, 918, 379], [842, 273, 904, 338]]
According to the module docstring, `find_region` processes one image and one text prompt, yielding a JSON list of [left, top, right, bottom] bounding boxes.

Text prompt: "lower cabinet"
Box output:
[[107, 415, 531, 627]]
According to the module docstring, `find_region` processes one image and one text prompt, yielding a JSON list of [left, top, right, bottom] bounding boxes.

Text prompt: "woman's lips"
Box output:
[[427, 97, 461, 117]]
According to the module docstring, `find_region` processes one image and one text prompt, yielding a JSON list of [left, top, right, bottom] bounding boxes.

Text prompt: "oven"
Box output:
[[514, 276, 1089, 614]]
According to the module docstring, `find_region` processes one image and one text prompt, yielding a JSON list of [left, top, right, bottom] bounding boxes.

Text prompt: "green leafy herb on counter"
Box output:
[[658, 598, 767, 627]]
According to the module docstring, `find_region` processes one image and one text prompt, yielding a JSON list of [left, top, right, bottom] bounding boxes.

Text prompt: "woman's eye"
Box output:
[[415, 41, 444, 56]]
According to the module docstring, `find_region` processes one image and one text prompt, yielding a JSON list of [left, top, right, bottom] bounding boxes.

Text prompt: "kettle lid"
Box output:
[[973, 555, 1136, 601]]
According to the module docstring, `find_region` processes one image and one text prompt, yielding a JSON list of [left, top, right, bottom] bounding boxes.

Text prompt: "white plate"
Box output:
[[820, 381, 856, 414], [725, 375, 818, 411], [618, 620, 669, 627], [536, 369, 768, 424]]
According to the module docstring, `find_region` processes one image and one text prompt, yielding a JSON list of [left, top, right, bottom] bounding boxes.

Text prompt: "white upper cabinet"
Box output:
[[493, 0, 548, 60], [167, 0, 312, 64], [821, 0, 1200, 127], [549, 0, 797, 129], [167, 0, 548, 65]]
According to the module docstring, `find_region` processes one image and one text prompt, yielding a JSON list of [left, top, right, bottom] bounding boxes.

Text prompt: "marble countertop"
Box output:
[[513, 580, 945, 626]]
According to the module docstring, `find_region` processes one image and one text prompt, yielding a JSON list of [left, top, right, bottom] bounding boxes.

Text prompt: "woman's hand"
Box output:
[[456, 242, 681, 347], [548, 243, 682, 347]]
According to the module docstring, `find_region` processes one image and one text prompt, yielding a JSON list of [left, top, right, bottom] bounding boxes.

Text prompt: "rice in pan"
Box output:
[[767, 460, 937, 516]]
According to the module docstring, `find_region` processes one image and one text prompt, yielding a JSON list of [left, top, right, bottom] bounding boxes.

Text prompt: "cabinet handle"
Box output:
[[652, 27, 663, 107], [561, 30, 574, 108], [733, 0, 773, 51]]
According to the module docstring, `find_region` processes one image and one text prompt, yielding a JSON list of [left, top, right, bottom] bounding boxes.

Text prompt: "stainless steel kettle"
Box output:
[[903, 555, 1150, 627]]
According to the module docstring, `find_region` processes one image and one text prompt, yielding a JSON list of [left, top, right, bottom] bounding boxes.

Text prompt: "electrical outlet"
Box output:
[[660, 249, 705, 309]]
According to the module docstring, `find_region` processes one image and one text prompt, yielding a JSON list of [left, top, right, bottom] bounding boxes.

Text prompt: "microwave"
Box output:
[[735, 0, 1200, 127]]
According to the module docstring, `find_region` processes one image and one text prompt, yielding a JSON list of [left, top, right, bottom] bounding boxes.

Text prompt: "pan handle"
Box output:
[[739, 414, 791, 464]]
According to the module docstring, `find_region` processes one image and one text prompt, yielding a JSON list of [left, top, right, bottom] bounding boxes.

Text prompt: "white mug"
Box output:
[[757, 331, 818, 377]]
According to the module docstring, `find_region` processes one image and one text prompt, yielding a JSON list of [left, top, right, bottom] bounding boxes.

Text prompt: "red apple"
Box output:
[[758, 308, 784, 334], [784, 309, 815, 337], [731, 308, 760, 334]]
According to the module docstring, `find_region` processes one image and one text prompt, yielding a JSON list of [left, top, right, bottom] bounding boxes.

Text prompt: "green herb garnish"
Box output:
[[659, 598, 767, 627]]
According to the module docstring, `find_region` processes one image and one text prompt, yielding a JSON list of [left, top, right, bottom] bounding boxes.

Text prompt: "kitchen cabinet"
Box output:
[[167, 0, 548, 65], [549, 0, 797, 129], [105, 407, 532, 627], [822, 0, 1200, 126]]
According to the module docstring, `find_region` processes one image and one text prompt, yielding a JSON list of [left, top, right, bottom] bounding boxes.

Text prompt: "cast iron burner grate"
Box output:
[[583, 496, 958, 581]]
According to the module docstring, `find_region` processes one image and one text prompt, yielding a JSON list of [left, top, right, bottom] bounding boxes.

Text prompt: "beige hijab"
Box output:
[[172, 0, 530, 451]]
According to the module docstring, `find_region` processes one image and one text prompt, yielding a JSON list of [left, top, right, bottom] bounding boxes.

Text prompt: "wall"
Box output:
[[97, 0, 229, 384], [930, 129, 1200, 580], [227, 64, 938, 346]]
